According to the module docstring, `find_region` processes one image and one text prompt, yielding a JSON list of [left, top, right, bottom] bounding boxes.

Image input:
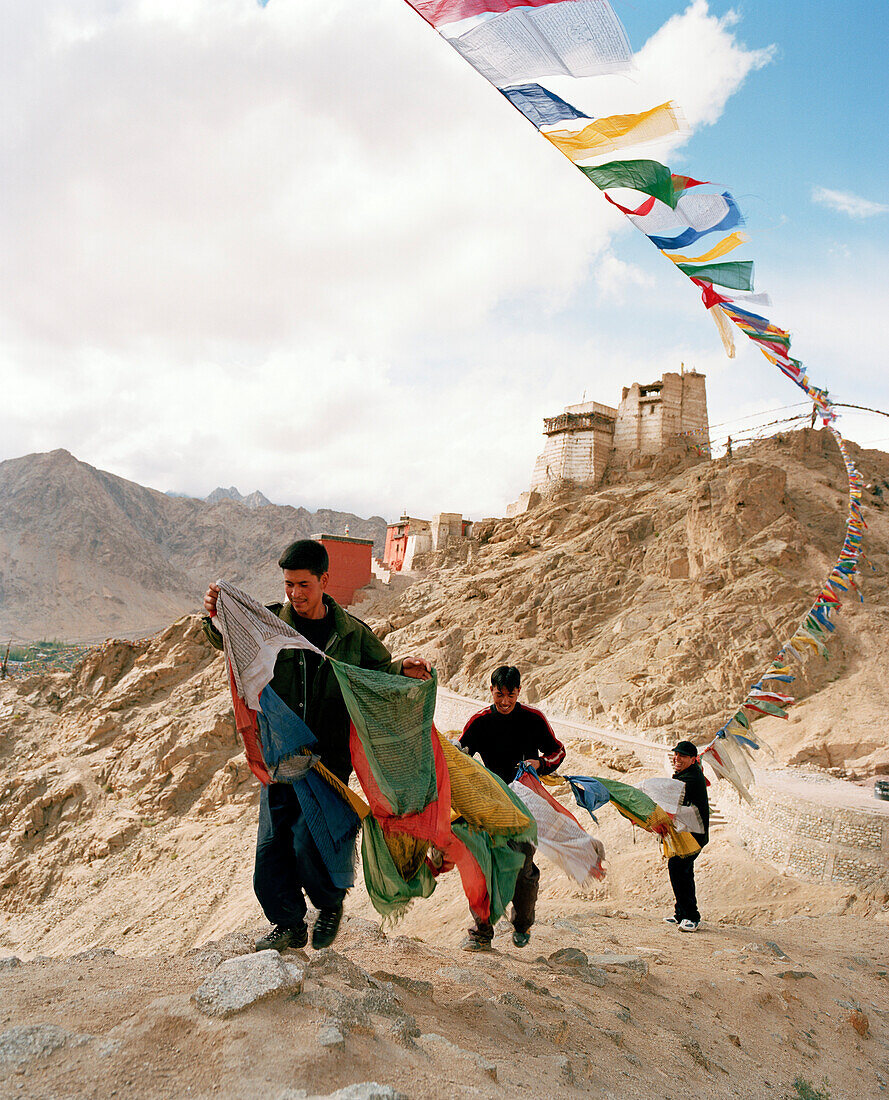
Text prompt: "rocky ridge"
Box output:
[[206, 486, 273, 508], [365, 430, 889, 776]]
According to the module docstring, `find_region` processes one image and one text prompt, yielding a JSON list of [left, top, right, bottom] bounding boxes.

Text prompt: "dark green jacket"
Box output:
[[204, 594, 402, 781]]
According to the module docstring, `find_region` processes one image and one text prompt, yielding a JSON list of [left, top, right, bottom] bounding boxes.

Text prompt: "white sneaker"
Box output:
[[678, 919, 699, 932], [663, 916, 679, 925]]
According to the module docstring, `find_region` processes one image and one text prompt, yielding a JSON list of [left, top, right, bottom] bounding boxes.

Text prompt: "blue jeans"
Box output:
[[254, 783, 346, 927]]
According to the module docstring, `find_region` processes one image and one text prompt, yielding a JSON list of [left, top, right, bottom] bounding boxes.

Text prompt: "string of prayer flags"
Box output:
[[705, 429, 866, 799], [369, 0, 871, 798]]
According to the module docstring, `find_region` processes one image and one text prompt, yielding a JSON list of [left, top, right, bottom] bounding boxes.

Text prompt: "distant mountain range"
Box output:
[[204, 486, 273, 508], [0, 450, 387, 642]]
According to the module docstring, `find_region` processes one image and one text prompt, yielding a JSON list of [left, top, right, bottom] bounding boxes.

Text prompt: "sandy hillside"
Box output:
[[2, 626, 888, 1097], [1, 427, 888, 1097], [362, 430, 889, 779]]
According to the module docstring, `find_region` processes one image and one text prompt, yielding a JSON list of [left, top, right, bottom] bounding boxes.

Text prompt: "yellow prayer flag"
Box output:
[[708, 304, 736, 359], [666, 231, 748, 265], [542, 101, 680, 162]]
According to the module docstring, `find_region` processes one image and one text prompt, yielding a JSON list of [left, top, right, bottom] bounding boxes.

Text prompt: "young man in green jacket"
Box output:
[[203, 538, 430, 951]]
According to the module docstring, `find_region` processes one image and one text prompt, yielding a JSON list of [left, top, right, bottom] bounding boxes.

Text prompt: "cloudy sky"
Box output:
[[2, 0, 887, 520]]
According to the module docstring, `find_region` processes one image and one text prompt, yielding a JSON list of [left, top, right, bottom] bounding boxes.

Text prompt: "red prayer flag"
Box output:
[[407, 0, 564, 28]]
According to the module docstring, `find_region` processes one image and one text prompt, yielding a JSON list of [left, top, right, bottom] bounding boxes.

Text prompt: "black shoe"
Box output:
[[512, 930, 531, 948], [255, 923, 308, 952], [312, 906, 344, 950]]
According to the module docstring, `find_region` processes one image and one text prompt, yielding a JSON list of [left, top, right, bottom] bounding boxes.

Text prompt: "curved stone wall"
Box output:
[[718, 772, 889, 891]]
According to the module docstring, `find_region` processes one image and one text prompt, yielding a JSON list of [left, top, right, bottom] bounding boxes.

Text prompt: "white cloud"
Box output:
[[545, 0, 775, 141], [0, 1, 794, 518], [593, 251, 655, 303], [630, 1, 775, 130], [812, 186, 889, 220]]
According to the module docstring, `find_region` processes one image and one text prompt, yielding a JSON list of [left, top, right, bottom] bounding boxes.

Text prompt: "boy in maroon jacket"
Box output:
[[458, 665, 565, 950]]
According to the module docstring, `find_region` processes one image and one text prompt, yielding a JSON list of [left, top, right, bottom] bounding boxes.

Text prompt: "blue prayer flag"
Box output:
[[500, 84, 590, 128], [564, 774, 612, 822], [257, 685, 359, 889]]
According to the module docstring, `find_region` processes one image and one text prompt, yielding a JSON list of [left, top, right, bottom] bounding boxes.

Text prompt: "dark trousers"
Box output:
[[254, 783, 345, 927], [668, 852, 701, 923], [470, 842, 539, 942]]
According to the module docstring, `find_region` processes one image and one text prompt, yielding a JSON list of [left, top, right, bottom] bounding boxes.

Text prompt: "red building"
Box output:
[[383, 513, 472, 572], [383, 516, 411, 573], [312, 533, 374, 607]]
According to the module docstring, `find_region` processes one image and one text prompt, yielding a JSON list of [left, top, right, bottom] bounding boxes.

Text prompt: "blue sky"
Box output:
[[1, 1, 886, 518], [621, 2, 888, 206]]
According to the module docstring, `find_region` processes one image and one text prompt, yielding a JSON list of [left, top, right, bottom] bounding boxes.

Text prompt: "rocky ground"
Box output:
[[2, 907, 887, 1100], [363, 429, 889, 776], [1, 632, 888, 1097], [1, 427, 888, 1097]]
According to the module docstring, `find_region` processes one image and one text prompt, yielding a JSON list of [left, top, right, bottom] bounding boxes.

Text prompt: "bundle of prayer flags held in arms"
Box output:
[[214, 581, 541, 924], [561, 773, 700, 858], [215, 580, 718, 897]]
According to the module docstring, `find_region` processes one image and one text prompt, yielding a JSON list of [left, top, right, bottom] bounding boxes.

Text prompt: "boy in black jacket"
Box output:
[[665, 739, 710, 932], [458, 665, 565, 950]]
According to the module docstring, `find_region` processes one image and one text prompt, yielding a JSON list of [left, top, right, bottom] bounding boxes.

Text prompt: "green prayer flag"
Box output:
[[676, 260, 754, 291], [329, 660, 439, 815], [595, 777, 658, 821], [580, 159, 677, 209], [451, 823, 528, 927], [749, 700, 788, 718], [360, 816, 435, 922], [750, 331, 792, 348]]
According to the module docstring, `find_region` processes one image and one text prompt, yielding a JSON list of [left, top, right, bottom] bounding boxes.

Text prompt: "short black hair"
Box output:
[[491, 665, 521, 691], [278, 539, 329, 577]]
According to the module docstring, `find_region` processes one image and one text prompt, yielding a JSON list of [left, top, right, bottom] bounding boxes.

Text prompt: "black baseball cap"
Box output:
[[671, 740, 699, 757]]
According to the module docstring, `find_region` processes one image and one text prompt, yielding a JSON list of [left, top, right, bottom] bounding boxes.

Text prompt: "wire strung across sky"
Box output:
[[683, 400, 889, 450], [707, 402, 811, 433]]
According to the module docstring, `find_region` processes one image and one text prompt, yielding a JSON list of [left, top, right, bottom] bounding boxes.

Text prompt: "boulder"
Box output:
[[192, 950, 304, 1018]]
